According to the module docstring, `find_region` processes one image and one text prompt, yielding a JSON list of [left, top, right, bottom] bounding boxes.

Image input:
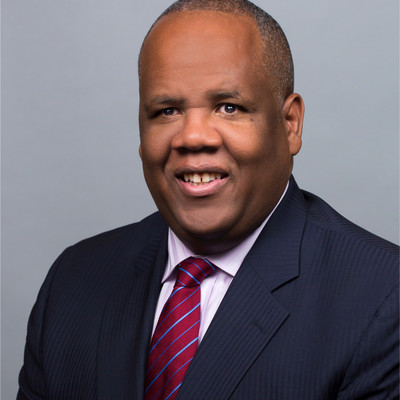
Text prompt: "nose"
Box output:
[[171, 110, 222, 151]]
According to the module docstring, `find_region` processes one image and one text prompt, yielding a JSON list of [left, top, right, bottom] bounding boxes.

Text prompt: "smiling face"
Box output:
[[139, 11, 304, 254]]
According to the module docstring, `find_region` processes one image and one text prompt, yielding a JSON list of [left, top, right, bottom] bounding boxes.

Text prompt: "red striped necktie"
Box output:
[[144, 257, 216, 400]]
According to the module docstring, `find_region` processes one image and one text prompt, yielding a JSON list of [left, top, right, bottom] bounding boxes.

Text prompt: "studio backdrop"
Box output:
[[2, 1, 398, 398]]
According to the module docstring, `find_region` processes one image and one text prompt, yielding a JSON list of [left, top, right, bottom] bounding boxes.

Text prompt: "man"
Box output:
[[18, 0, 399, 399]]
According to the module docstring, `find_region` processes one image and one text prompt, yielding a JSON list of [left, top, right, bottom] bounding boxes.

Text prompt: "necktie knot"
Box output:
[[175, 257, 216, 288]]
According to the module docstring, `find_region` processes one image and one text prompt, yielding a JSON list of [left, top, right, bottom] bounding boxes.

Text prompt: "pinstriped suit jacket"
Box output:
[[18, 177, 399, 399]]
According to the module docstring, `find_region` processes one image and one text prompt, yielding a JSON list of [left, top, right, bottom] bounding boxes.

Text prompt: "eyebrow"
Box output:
[[207, 90, 245, 102], [146, 90, 248, 108], [148, 95, 185, 106]]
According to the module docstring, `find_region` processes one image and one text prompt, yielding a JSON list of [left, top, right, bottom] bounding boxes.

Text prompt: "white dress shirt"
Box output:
[[152, 183, 289, 343]]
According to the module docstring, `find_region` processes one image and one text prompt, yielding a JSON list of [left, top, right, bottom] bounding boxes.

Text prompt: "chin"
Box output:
[[170, 214, 241, 254], [180, 212, 232, 237]]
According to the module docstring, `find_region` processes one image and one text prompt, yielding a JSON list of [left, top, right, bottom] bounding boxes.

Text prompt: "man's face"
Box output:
[[139, 11, 303, 254]]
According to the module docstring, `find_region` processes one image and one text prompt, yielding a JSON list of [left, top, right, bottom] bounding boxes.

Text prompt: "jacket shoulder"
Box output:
[[301, 189, 399, 265], [64, 211, 167, 258], [44, 211, 168, 293]]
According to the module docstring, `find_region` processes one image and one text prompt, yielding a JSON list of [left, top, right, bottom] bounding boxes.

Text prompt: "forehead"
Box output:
[[142, 12, 262, 73], [146, 11, 259, 47], [139, 11, 268, 96]]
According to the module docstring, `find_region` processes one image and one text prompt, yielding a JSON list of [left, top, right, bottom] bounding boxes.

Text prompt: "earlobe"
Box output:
[[283, 93, 305, 156]]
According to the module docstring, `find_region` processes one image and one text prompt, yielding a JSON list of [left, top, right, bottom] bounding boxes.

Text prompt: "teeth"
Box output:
[[201, 172, 210, 183], [193, 173, 201, 183], [182, 172, 224, 185]]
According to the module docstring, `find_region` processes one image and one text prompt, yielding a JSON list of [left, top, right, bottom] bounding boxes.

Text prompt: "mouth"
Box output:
[[181, 172, 226, 186], [175, 169, 229, 197]]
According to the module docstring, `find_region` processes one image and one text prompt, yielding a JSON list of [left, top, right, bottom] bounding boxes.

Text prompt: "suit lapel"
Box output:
[[177, 177, 307, 399], [97, 219, 168, 400]]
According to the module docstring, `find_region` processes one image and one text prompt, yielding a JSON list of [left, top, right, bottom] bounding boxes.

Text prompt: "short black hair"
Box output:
[[139, 0, 294, 102]]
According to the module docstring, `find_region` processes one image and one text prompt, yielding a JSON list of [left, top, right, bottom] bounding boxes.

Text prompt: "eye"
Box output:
[[222, 104, 236, 113], [150, 107, 180, 118], [160, 107, 178, 116], [216, 103, 244, 115]]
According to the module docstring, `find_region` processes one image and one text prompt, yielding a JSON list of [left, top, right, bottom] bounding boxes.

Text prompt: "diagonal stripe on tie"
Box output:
[[178, 267, 200, 284], [150, 287, 200, 340], [147, 320, 200, 373], [144, 257, 216, 400], [148, 302, 200, 356], [145, 337, 198, 392], [154, 357, 193, 399]]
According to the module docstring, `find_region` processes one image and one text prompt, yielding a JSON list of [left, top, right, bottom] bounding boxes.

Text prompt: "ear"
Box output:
[[138, 144, 143, 160], [282, 93, 305, 156]]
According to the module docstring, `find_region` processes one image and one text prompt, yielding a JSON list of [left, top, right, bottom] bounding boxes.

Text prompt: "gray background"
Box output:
[[2, 0, 398, 398]]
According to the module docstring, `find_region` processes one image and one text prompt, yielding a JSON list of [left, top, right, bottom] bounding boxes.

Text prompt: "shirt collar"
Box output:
[[164, 181, 289, 283]]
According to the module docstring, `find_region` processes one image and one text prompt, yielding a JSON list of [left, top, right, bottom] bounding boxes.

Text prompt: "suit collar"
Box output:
[[246, 175, 307, 291]]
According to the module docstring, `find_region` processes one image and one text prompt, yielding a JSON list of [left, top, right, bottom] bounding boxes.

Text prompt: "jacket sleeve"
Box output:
[[337, 283, 399, 399], [17, 252, 65, 400]]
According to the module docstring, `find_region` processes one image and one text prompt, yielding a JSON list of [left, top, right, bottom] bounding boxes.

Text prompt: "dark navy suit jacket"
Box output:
[[18, 178, 399, 399]]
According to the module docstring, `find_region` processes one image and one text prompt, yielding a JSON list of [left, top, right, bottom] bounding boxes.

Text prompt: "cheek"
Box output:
[[139, 114, 174, 165], [140, 131, 171, 169], [225, 125, 276, 166]]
